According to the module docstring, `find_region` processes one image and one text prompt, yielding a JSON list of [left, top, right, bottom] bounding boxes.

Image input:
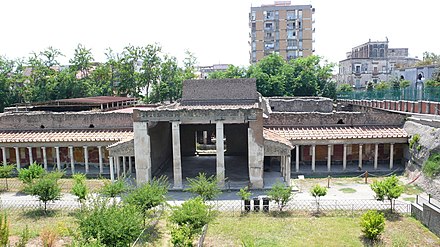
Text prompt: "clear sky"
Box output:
[[0, 0, 439, 67]]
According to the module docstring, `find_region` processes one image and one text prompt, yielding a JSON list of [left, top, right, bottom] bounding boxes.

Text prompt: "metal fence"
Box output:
[[338, 87, 440, 102]]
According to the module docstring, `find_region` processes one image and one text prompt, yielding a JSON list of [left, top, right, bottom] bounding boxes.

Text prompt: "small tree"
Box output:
[[71, 174, 88, 204], [268, 182, 293, 211], [370, 175, 404, 213], [0, 164, 15, 191], [360, 210, 385, 240], [310, 184, 327, 213], [100, 179, 127, 198], [185, 173, 221, 201], [18, 163, 44, 184], [29, 172, 62, 212], [237, 186, 252, 201], [124, 176, 169, 227]]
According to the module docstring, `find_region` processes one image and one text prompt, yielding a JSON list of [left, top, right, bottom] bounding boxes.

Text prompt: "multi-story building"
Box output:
[[249, 1, 315, 64], [337, 39, 419, 89]]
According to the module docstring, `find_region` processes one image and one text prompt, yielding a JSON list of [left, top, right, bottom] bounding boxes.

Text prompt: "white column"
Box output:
[[280, 156, 285, 178], [69, 146, 75, 174], [311, 145, 316, 172], [172, 122, 183, 189], [358, 144, 363, 169], [285, 155, 291, 186], [109, 156, 115, 182], [83, 146, 89, 174], [327, 145, 332, 172], [374, 144, 378, 170], [390, 143, 394, 169], [116, 156, 120, 178], [98, 146, 103, 174], [1, 147, 6, 166], [128, 156, 132, 174], [55, 146, 61, 170], [122, 156, 126, 175], [295, 145, 300, 172], [14, 147, 20, 170], [216, 121, 225, 186], [343, 144, 347, 171], [41, 147, 47, 170], [27, 147, 33, 165]]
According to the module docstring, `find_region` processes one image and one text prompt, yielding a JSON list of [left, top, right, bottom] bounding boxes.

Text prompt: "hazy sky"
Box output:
[[0, 0, 439, 67]]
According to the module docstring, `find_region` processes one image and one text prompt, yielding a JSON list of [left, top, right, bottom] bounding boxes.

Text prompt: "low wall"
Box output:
[[411, 202, 440, 237], [339, 99, 440, 116], [268, 97, 333, 113]]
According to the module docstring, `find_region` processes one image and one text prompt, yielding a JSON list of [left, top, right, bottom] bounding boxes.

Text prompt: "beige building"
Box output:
[[249, 1, 315, 64]]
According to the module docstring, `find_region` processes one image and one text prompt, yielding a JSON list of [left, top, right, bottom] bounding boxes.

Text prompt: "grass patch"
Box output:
[[205, 213, 440, 247], [403, 184, 423, 195], [339, 188, 357, 193], [423, 153, 440, 178], [0, 178, 106, 193]]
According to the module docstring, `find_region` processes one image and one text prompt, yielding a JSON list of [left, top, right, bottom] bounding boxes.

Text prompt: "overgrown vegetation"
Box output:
[[360, 210, 385, 240], [310, 184, 327, 213], [29, 172, 63, 212], [0, 213, 9, 246], [268, 182, 293, 211], [100, 179, 127, 198], [0, 164, 15, 190], [18, 163, 45, 185], [185, 173, 222, 201], [370, 175, 404, 212], [409, 134, 420, 149], [71, 174, 88, 204], [236, 186, 252, 201], [423, 153, 440, 178]]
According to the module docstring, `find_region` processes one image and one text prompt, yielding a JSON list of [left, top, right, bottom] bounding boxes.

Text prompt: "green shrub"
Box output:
[[236, 186, 252, 201], [77, 197, 143, 247], [170, 224, 193, 247], [268, 182, 292, 211], [29, 172, 62, 212], [185, 173, 221, 201], [310, 184, 327, 212], [423, 153, 440, 178], [170, 197, 215, 236], [370, 175, 404, 213], [16, 225, 30, 247], [409, 134, 420, 149], [18, 163, 45, 184], [360, 210, 385, 240], [100, 179, 127, 198], [0, 164, 15, 190], [72, 174, 88, 203], [0, 213, 9, 246]]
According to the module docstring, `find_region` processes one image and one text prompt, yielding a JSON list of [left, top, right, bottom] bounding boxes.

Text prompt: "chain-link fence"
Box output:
[[338, 87, 440, 102]]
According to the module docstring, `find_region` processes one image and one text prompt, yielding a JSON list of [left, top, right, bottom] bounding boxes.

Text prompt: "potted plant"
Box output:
[[237, 186, 252, 212]]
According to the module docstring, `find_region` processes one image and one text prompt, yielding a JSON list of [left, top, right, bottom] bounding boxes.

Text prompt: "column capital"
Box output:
[[54, 146, 60, 149], [41, 146, 46, 150], [83, 146, 88, 149]]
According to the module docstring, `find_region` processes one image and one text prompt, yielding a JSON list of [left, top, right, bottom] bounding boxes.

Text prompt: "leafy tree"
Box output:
[[321, 81, 337, 100], [236, 186, 252, 201], [268, 181, 293, 211], [0, 164, 15, 190], [151, 55, 182, 103], [366, 81, 374, 91], [374, 81, 390, 91], [360, 210, 385, 240], [18, 163, 45, 184], [71, 174, 88, 204], [100, 179, 127, 198], [415, 51, 440, 66], [426, 79, 440, 87], [124, 176, 169, 226], [337, 83, 354, 92], [400, 80, 411, 88], [209, 65, 248, 79], [78, 197, 143, 247], [370, 175, 404, 212], [185, 173, 222, 201], [182, 50, 198, 81], [69, 44, 94, 79], [29, 172, 62, 212], [310, 184, 327, 213]]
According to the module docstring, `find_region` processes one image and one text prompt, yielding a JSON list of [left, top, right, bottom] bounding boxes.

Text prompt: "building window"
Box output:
[[287, 30, 295, 39], [264, 42, 274, 50], [298, 21, 302, 29], [250, 11, 256, 21], [355, 65, 361, 73], [298, 10, 303, 18], [287, 22, 295, 30], [251, 23, 256, 31], [287, 11, 296, 20], [287, 40, 297, 49], [265, 11, 274, 20], [265, 22, 273, 30], [299, 41, 303, 49], [265, 32, 273, 38]]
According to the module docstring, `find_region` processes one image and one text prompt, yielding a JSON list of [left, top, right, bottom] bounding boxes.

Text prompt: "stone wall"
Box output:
[[264, 110, 406, 127], [411, 203, 440, 237], [0, 112, 133, 130], [268, 97, 333, 113]]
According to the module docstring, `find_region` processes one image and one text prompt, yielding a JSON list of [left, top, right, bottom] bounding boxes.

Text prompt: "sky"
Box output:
[[0, 0, 439, 68]]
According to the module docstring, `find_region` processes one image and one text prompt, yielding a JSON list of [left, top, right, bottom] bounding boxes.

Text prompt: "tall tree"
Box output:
[[69, 44, 94, 79], [138, 44, 162, 101]]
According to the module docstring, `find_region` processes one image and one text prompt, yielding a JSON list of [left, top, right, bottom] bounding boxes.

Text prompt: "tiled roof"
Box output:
[[267, 126, 408, 141], [0, 129, 133, 143], [263, 128, 293, 148]]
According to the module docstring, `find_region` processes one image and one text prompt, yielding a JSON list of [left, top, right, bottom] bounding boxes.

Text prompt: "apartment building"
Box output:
[[249, 1, 315, 64], [337, 39, 419, 89]]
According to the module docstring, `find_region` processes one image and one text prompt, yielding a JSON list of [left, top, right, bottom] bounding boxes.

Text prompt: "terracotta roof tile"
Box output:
[[263, 128, 293, 148], [267, 126, 408, 141], [0, 129, 133, 144]]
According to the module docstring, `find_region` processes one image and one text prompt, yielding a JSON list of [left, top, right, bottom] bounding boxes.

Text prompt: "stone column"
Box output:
[[311, 145, 316, 172], [172, 122, 182, 189], [390, 143, 394, 169], [280, 156, 285, 178], [122, 156, 126, 175], [98, 146, 103, 174], [216, 121, 225, 187], [28, 147, 33, 165], [55, 146, 61, 170], [116, 156, 120, 178], [14, 147, 20, 170], [285, 155, 291, 186], [1, 147, 6, 166], [109, 156, 115, 182], [358, 144, 363, 169], [295, 145, 300, 172], [128, 156, 132, 174], [374, 144, 378, 170], [83, 146, 89, 174], [69, 146, 75, 174], [248, 126, 264, 189], [343, 144, 347, 171], [327, 145, 332, 172], [134, 122, 152, 184], [41, 147, 48, 170]]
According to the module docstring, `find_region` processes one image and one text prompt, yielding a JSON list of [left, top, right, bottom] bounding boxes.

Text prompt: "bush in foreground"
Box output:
[[185, 173, 222, 201], [268, 182, 292, 211], [360, 210, 385, 240]]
